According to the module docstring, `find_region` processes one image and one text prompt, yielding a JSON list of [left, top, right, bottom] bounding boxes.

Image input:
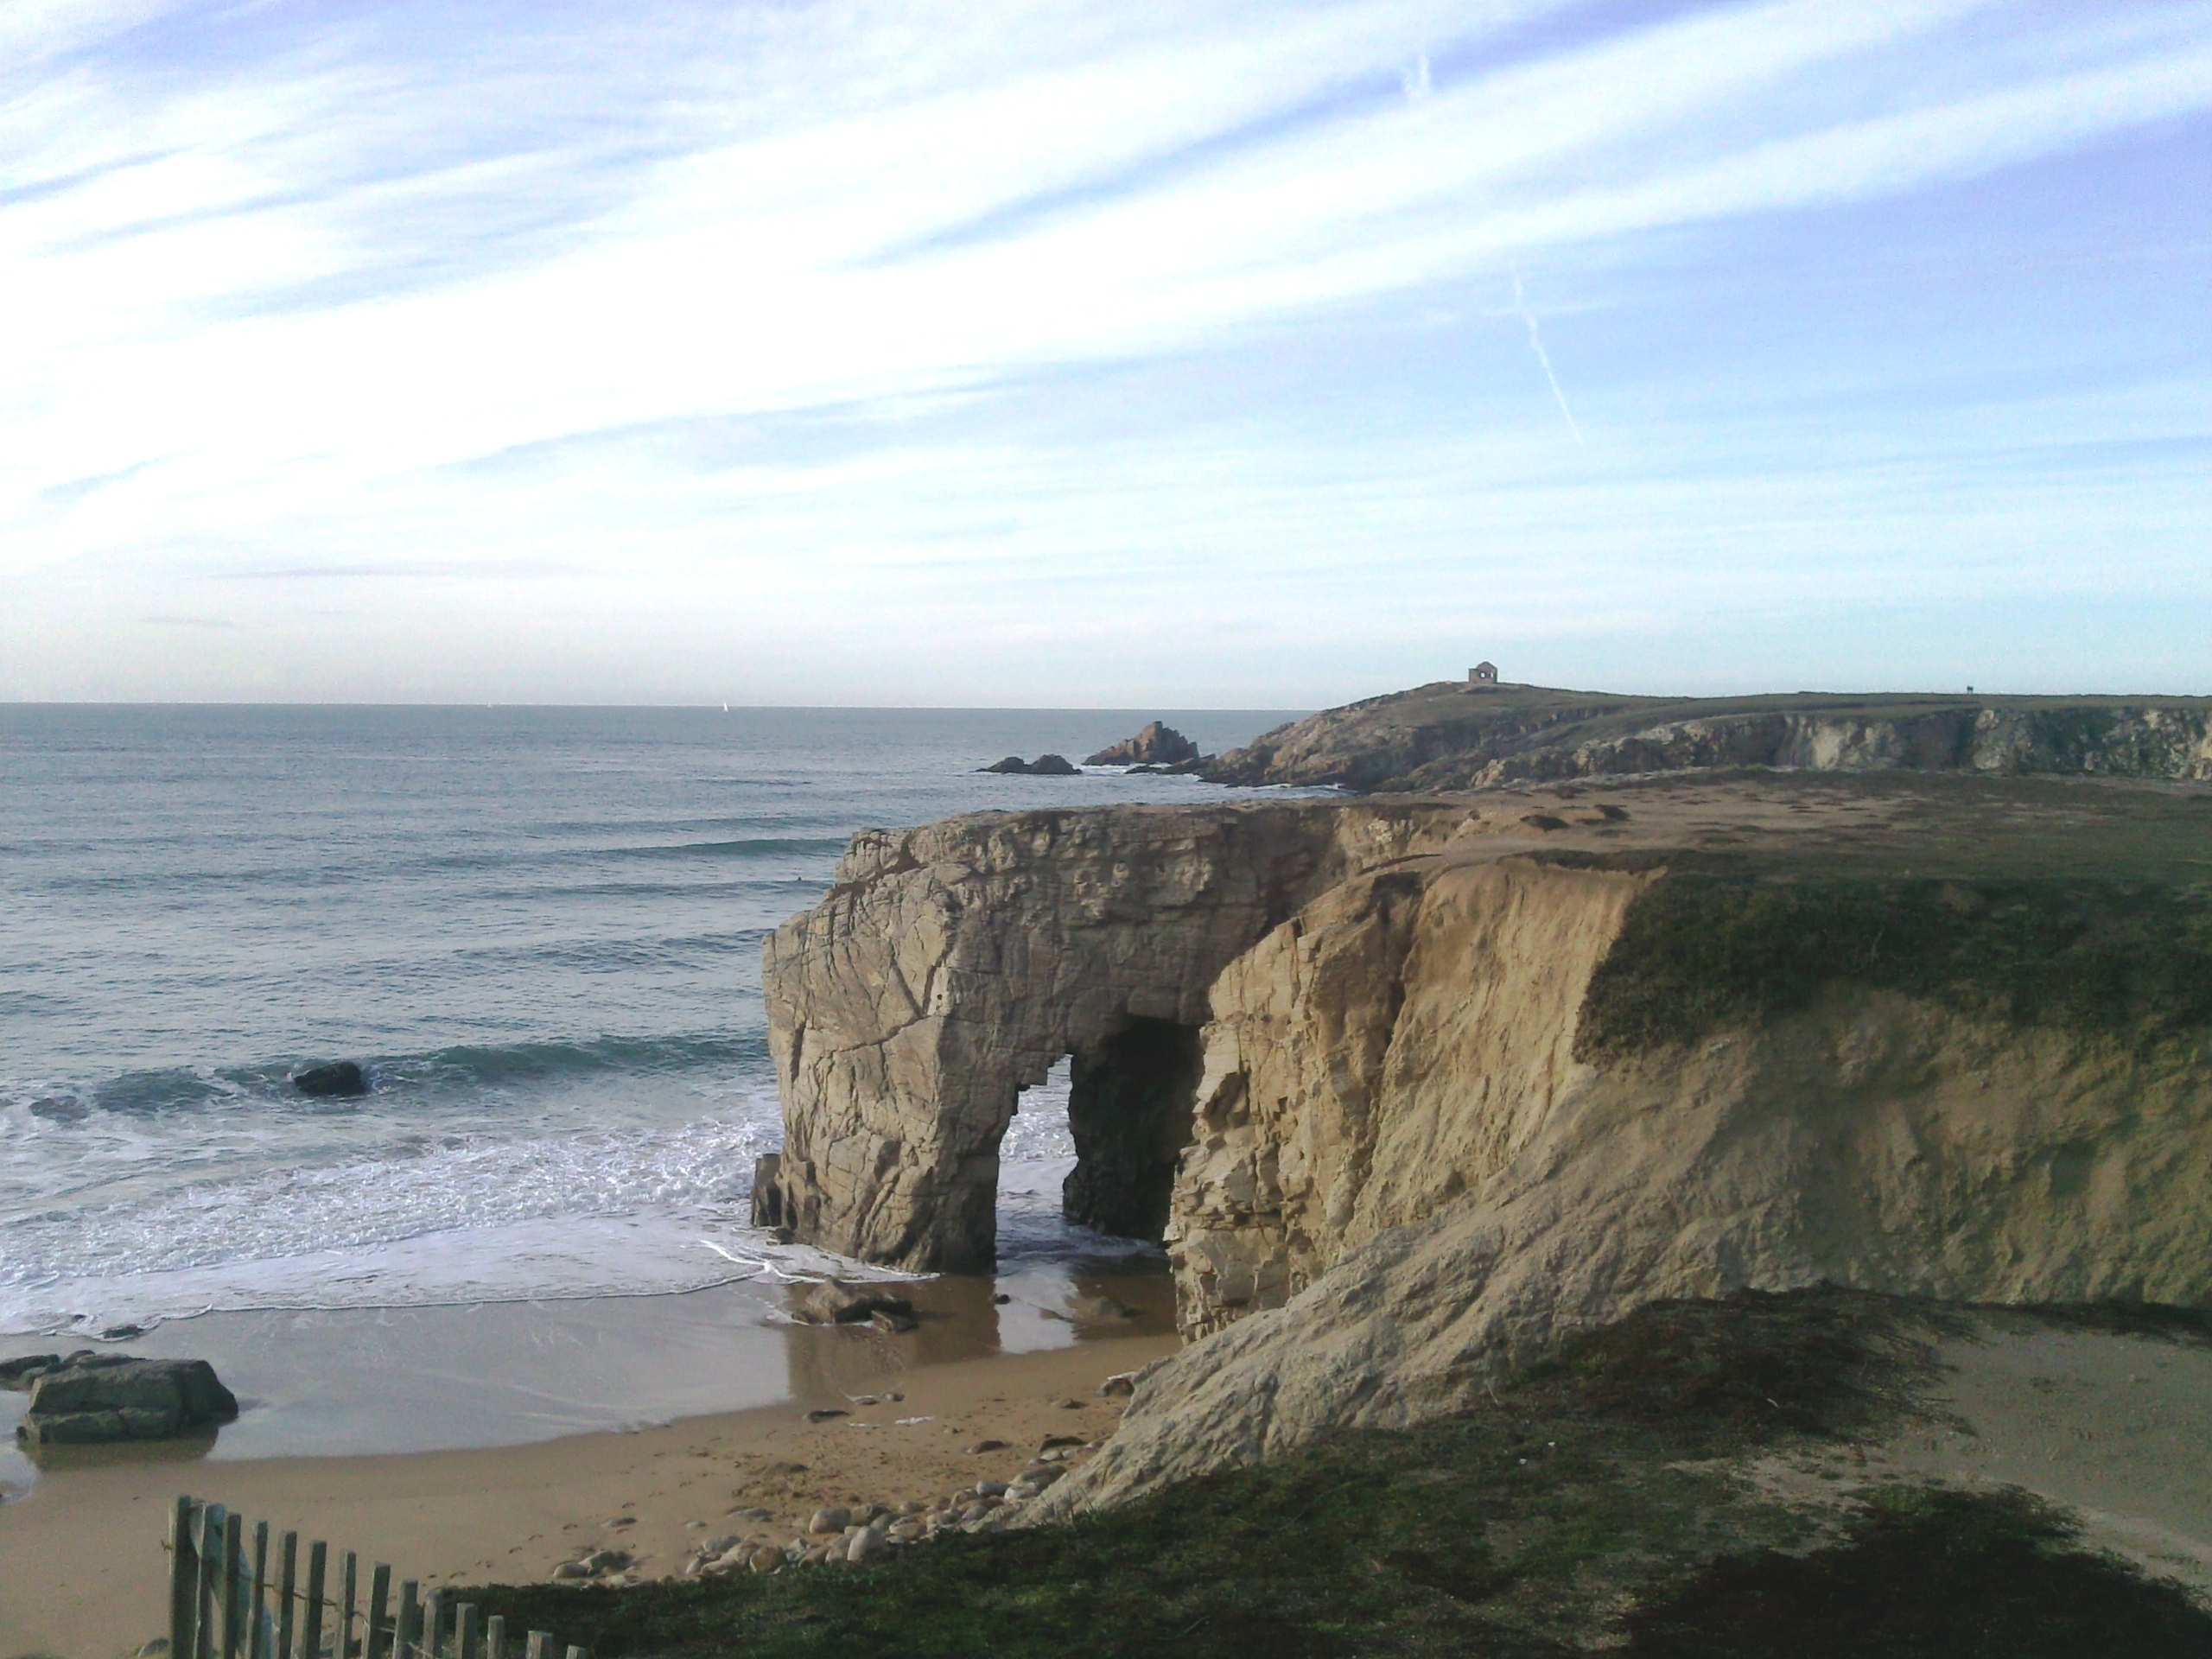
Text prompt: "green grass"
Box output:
[[1574, 871, 2212, 1060], [1624, 1485, 2212, 1659], [449, 1291, 2212, 1658]]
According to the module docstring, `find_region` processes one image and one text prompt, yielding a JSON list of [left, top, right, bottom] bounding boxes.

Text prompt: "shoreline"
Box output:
[[0, 1322, 1176, 1656]]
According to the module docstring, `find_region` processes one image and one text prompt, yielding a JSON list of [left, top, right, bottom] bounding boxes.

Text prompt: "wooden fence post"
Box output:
[[196, 1503, 226, 1659], [220, 1510, 245, 1659], [484, 1615, 505, 1659], [277, 1532, 300, 1659], [365, 1564, 391, 1659], [423, 1590, 444, 1659], [395, 1582, 421, 1659], [303, 1541, 328, 1659], [340, 1551, 359, 1659], [523, 1633, 551, 1659], [170, 1497, 200, 1659], [251, 1522, 270, 1659], [455, 1604, 479, 1659]]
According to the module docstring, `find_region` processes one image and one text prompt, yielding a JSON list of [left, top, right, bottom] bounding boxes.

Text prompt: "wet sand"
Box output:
[[0, 1265, 1176, 1656]]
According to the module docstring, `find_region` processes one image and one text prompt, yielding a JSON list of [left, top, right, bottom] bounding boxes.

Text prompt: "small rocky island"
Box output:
[[1084, 721, 1199, 768], [978, 753, 1078, 775]]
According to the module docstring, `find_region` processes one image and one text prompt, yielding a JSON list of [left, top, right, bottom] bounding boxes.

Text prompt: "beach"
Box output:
[[0, 1273, 1178, 1656]]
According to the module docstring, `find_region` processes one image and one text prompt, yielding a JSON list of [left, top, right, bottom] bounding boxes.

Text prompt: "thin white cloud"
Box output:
[[2, 0, 2206, 700]]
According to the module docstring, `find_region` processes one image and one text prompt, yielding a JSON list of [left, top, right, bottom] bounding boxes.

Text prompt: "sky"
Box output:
[[3, 0, 2208, 707]]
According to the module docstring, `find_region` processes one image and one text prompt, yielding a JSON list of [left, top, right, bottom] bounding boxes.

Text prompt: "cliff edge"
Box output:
[[757, 772, 2212, 1515], [1200, 682, 2212, 791]]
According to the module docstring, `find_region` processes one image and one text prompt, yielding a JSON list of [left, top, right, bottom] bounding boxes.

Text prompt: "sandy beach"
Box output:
[[1, 1265, 1178, 1657]]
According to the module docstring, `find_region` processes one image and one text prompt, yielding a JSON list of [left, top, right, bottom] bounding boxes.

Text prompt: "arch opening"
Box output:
[[1062, 1018, 1204, 1243]]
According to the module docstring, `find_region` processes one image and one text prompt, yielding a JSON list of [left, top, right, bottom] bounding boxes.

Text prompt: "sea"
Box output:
[[0, 705, 1300, 1475]]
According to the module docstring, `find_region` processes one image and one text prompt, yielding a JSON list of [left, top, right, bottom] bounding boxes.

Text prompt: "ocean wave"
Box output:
[[0, 1032, 772, 1122], [0, 1109, 790, 1334], [11, 835, 853, 898]]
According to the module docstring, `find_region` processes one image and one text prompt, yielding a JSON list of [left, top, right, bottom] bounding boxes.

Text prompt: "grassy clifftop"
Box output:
[[1199, 682, 2212, 792], [1575, 870, 2212, 1062]]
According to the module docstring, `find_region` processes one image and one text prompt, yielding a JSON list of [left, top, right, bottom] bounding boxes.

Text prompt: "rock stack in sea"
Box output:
[[979, 754, 1079, 776], [1084, 721, 1199, 768]]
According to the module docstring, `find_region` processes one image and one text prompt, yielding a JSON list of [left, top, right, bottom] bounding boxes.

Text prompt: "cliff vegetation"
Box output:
[[1575, 871, 2212, 1062]]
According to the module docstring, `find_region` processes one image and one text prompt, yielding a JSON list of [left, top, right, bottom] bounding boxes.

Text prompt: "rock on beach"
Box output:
[[15, 1355, 238, 1446]]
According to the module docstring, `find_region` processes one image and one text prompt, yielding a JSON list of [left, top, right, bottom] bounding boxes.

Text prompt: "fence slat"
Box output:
[[196, 1503, 226, 1659], [523, 1634, 550, 1659], [250, 1522, 270, 1659], [221, 1510, 245, 1659], [484, 1616, 505, 1659], [423, 1590, 444, 1659], [277, 1533, 300, 1659], [340, 1551, 359, 1659], [170, 1497, 200, 1659], [303, 1541, 328, 1659], [395, 1583, 420, 1659], [365, 1565, 391, 1659], [456, 1604, 479, 1659]]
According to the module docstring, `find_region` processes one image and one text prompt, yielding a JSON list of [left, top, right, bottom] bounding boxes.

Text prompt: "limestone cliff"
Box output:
[[754, 800, 1466, 1271], [1034, 970, 2212, 1517], [758, 773, 2212, 1516], [1203, 683, 2212, 791]]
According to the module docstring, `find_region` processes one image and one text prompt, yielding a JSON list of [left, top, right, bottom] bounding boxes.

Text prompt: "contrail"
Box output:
[[1512, 270, 1584, 444]]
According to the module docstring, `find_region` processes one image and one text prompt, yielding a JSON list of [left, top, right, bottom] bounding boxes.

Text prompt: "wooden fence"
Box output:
[[168, 1496, 586, 1659]]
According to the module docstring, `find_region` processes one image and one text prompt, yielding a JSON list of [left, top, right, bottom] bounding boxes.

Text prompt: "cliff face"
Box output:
[[1033, 973, 2212, 1517], [1168, 857, 1650, 1335], [759, 776, 2212, 1514], [1204, 683, 2212, 792], [755, 800, 1465, 1271]]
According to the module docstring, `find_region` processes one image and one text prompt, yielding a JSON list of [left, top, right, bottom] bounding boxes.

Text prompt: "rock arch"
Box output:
[[753, 802, 1453, 1271]]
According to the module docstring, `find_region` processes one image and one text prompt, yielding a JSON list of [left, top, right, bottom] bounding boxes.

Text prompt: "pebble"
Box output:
[[749, 1548, 785, 1573], [975, 1480, 1007, 1497], [805, 1408, 848, 1422], [1055, 1398, 1086, 1409], [967, 1439, 1008, 1453], [550, 1562, 589, 1581], [1098, 1371, 1139, 1397], [809, 1505, 852, 1534]]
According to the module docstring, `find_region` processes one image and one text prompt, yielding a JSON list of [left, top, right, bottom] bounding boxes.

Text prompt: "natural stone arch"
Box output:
[[754, 801, 1459, 1272], [1063, 1017, 1206, 1243]]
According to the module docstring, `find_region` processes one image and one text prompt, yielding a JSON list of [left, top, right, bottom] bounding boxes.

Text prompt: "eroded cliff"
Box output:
[[758, 773, 2212, 1516], [753, 799, 1468, 1270], [1203, 682, 2212, 791]]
